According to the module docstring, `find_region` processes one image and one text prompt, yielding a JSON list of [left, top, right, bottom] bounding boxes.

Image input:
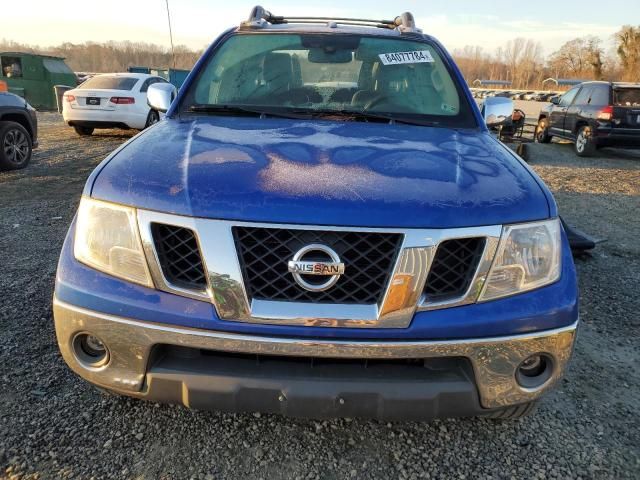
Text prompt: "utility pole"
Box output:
[[165, 0, 176, 69]]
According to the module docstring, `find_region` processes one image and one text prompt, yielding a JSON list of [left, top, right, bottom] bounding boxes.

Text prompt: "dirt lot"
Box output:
[[1, 111, 639, 480]]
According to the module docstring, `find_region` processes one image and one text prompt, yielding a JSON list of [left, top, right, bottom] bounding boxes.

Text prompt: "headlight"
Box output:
[[74, 197, 153, 287], [479, 219, 561, 302]]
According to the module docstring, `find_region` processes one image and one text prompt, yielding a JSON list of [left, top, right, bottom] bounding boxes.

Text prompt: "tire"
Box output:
[[145, 109, 160, 128], [575, 125, 595, 157], [484, 400, 538, 420], [0, 121, 32, 170], [535, 118, 552, 143], [74, 125, 94, 136]]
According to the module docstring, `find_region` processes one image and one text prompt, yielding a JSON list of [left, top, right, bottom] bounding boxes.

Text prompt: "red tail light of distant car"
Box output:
[[110, 97, 135, 105]]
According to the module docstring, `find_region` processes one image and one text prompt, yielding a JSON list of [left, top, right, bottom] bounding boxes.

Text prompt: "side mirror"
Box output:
[[147, 83, 177, 113], [550, 95, 560, 105], [482, 96, 514, 128]]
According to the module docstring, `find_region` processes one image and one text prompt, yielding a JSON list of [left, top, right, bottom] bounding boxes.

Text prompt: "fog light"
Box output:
[[519, 355, 544, 376], [73, 333, 110, 368], [83, 335, 105, 355], [516, 354, 553, 389]]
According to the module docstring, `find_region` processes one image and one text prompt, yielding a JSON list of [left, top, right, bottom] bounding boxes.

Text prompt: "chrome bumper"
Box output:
[[53, 298, 577, 410]]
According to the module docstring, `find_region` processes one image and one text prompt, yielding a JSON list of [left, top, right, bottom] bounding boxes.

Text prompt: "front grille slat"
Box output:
[[423, 237, 485, 302], [233, 227, 403, 304], [151, 224, 207, 290]]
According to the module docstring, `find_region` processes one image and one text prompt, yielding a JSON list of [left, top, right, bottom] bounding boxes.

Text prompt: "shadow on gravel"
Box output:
[[75, 131, 138, 140]]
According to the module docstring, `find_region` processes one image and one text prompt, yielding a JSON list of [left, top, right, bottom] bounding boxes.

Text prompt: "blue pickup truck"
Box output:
[[53, 8, 578, 420]]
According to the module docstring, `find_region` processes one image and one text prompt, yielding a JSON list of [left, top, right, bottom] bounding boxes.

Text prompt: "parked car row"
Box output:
[[471, 89, 560, 102]]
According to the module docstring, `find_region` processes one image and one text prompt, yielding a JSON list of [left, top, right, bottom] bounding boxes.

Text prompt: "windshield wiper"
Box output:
[[188, 105, 440, 126], [188, 104, 312, 120], [306, 109, 441, 127], [189, 104, 261, 115]]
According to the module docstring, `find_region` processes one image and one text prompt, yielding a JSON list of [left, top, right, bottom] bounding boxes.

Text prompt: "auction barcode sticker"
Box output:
[[379, 51, 434, 65]]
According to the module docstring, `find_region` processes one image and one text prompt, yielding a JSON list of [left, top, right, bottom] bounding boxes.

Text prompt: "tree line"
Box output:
[[453, 25, 640, 89], [2, 24, 640, 88], [0, 39, 203, 73]]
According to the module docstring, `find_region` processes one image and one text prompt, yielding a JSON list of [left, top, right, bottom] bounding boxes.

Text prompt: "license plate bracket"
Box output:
[[86, 97, 100, 106]]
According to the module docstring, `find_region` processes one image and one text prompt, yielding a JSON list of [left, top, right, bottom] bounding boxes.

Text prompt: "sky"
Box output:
[[3, 0, 636, 55]]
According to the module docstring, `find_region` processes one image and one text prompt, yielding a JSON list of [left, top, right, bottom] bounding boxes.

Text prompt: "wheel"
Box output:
[[145, 109, 160, 128], [0, 121, 32, 170], [74, 125, 94, 136], [484, 400, 538, 420], [535, 118, 552, 143], [575, 125, 595, 157]]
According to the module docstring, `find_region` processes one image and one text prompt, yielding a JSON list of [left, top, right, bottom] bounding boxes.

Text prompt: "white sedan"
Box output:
[[62, 73, 170, 135]]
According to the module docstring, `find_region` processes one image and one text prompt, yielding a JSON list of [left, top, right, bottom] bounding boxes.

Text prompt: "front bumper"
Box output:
[[53, 298, 578, 419]]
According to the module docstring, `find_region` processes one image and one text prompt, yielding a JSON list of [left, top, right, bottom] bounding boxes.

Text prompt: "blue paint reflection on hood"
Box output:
[[89, 116, 550, 228]]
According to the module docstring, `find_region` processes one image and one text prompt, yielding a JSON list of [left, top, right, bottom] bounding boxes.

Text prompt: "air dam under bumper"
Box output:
[[53, 298, 577, 420]]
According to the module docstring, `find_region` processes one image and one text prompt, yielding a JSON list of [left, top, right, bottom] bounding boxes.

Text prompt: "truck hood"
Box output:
[[90, 116, 551, 228]]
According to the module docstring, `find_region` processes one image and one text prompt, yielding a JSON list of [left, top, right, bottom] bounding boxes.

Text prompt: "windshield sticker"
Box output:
[[379, 51, 434, 65]]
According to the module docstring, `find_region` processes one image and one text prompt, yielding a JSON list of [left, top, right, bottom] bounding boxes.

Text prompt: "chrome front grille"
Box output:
[[233, 227, 403, 304], [137, 210, 502, 328]]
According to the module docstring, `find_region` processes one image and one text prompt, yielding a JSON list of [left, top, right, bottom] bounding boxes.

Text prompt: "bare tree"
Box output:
[[615, 25, 640, 81], [4, 30, 639, 87], [548, 37, 604, 80], [453, 38, 543, 89], [0, 39, 203, 73]]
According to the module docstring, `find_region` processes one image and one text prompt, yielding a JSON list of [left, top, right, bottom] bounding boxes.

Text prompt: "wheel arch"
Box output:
[[574, 119, 590, 135], [0, 113, 32, 137]]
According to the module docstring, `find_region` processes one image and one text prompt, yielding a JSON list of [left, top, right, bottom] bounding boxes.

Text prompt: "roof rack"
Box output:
[[240, 6, 421, 34]]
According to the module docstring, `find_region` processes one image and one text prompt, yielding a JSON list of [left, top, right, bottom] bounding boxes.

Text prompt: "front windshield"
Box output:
[[184, 33, 475, 128]]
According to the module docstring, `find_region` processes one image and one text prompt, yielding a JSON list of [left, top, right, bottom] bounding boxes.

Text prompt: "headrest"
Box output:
[[376, 64, 411, 83], [373, 63, 411, 91], [373, 62, 433, 92], [262, 52, 293, 84]]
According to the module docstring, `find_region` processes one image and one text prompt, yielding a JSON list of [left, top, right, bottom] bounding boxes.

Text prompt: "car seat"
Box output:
[[256, 53, 321, 105], [352, 62, 439, 112]]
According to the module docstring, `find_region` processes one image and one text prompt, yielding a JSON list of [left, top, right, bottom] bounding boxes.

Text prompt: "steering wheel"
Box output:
[[363, 95, 392, 111]]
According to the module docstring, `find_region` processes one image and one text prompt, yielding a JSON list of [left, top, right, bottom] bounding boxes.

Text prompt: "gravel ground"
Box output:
[[1, 112, 639, 480]]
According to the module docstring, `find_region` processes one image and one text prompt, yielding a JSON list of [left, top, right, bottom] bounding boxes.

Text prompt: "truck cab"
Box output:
[[53, 7, 578, 420]]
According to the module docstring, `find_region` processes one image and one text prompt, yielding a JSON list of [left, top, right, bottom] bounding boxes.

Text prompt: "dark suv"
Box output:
[[0, 91, 38, 170], [536, 81, 640, 156]]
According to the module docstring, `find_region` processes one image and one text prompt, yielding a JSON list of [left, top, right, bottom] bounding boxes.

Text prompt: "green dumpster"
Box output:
[[129, 66, 190, 88], [127, 66, 151, 74], [0, 52, 77, 110]]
